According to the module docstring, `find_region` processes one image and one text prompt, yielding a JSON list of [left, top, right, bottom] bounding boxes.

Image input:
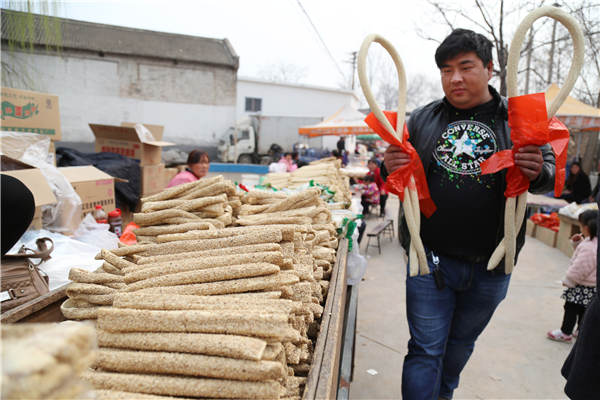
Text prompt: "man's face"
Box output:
[[368, 161, 376, 172], [440, 51, 493, 109]]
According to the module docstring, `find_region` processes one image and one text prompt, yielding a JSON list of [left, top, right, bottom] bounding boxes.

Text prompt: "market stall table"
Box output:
[[1, 284, 68, 323], [557, 213, 580, 257], [526, 193, 568, 215]]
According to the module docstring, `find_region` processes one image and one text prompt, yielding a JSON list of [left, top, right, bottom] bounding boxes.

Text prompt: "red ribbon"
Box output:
[[480, 93, 569, 198], [365, 111, 436, 217]]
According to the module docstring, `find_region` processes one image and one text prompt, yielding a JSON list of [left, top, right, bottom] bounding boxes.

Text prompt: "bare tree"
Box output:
[[257, 62, 308, 84], [406, 74, 444, 111], [355, 46, 442, 112], [417, 0, 599, 106], [565, 1, 600, 107], [1, 2, 63, 87]]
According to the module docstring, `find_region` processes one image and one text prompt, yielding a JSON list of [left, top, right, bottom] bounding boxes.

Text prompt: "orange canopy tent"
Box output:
[[298, 104, 374, 137], [545, 84, 600, 169], [545, 83, 600, 132]]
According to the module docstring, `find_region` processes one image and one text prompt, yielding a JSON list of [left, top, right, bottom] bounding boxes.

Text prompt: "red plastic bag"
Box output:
[[364, 111, 436, 217], [480, 93, 569, 198], [119, 222, 140, 245], [530, 212, 560, 232]]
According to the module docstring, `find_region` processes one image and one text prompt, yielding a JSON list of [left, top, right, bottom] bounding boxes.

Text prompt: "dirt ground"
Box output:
[[349, 195, 572, 399]]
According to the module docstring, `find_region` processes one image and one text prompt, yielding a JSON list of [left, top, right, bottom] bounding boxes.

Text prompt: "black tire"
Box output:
[[237, 154, 254, 164], [259, 156, 272, 165]]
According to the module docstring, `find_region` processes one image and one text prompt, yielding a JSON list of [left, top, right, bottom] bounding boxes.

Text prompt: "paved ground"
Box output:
[[349, 196, 573, 399]]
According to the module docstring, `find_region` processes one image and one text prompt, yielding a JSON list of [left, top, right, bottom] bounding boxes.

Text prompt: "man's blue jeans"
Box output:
[[402, 251, 511, 400]]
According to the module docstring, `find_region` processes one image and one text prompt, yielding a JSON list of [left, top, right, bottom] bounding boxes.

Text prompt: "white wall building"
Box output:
[[2, 11, 239, 147], [236, 77, 359, 121]]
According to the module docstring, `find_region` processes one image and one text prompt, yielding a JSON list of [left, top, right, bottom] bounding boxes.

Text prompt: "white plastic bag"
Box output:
[[73, 214, 119, 250], [0, 131, 82, 234], [268, 162, 287, 173], [8, 229, 105, 291], [347, 227, 367, 285]]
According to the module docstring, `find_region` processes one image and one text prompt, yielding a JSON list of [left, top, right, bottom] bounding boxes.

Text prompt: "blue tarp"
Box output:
[[209, 163, 268, 174]]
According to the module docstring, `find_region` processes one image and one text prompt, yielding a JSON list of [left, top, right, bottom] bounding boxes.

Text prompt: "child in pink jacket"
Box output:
[[548, 209, 598, 342]]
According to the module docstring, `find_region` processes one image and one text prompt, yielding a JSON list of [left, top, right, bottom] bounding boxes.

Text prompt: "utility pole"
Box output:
[[344, 51, 358, 90], [350, 51, 357, 90]]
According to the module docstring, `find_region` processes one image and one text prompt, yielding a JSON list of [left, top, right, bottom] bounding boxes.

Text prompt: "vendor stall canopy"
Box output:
[[546, 83, 600, 132], [298, 104, 374, 137]]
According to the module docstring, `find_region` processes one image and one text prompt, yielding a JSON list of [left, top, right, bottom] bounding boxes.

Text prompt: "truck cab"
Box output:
[[217, 119, 255, 164]]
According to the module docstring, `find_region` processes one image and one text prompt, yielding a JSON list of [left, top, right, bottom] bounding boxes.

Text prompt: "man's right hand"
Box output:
[[384, 145, 411, 173]]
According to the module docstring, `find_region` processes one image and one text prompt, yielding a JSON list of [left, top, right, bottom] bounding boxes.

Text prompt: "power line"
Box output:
[[295, 0, 346, 82]]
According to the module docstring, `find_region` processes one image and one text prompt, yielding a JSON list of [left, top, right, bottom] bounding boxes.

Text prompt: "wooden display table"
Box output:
[[305, 238, 349, 399], [526, 193, 568, 215], [2, 240, 356, 399], [1, 284, 68, 323], [557, 214, 580, 257]]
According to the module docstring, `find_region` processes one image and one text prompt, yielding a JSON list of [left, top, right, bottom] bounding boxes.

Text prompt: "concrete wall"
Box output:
[[4, 50, 237, 146], [237, 78, 358, 121]]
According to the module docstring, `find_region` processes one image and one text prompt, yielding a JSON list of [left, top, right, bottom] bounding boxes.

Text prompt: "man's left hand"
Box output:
[[514, 145, 543, 181]]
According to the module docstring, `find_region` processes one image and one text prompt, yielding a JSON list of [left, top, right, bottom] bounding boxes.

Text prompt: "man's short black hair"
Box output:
[[435, 29, 493, 68]]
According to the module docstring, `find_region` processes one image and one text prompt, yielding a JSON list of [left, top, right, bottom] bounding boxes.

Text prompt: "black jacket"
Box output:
[[382, 86, 556, 272], [561, 192, 600, 399], [562, 172, 592, 204]]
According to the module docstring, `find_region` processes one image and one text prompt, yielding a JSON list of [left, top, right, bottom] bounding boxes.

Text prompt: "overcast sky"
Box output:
[[22, 0, 455, 89]]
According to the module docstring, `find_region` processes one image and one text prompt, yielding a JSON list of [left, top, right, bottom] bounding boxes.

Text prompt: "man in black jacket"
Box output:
[[382, 29, 556, 400]]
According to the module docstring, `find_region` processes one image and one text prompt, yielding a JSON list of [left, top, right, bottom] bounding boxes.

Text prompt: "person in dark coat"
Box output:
[[561, 161, 591, 204], [561, 189, 600, 398], [1, 175, 35, 255]]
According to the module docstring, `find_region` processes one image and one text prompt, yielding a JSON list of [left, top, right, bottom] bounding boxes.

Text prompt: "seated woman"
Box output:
[[167, 150, 210, 188], [561, 161, 592, 204], [358, 174, 380, 216], [278, 153, 298, 172]]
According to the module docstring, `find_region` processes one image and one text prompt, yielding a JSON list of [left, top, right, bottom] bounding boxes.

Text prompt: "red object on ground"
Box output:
[[530, 212, 560, 232], [364, 111, 436, 217], [119, 222, 140, 245], [480, 93, 570, 198]]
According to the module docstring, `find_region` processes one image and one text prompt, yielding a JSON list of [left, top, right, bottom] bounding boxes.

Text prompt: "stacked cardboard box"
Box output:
[[0, 164, 57, 230], [90, 123, 175, 197], [1, 87, 61, 164], [59, 166, 122, 219]]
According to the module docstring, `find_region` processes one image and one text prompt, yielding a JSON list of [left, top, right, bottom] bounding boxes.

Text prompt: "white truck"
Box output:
[[217, 115, 322, 164]]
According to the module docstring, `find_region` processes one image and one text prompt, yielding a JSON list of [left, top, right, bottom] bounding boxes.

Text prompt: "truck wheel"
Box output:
[[259, 156, 272, 165], [237, 154, 253, 164]]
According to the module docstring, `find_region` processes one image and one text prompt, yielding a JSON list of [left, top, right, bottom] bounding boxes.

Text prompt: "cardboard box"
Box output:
[[141, 163, 166, 196], [89, 123, 173, 166], [164, 167, 178, 186], [0, 131, 55, 165], [49, 141, 56, 166], [1, 87, 61, 140], [535, 225, 557, 248], [1, 167, 57, 230], [121, 122, 164, 141], [58, 166, 117, 218]]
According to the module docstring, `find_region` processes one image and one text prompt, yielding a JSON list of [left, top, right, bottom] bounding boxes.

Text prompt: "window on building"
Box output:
[[245, 97, 262, 112]]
